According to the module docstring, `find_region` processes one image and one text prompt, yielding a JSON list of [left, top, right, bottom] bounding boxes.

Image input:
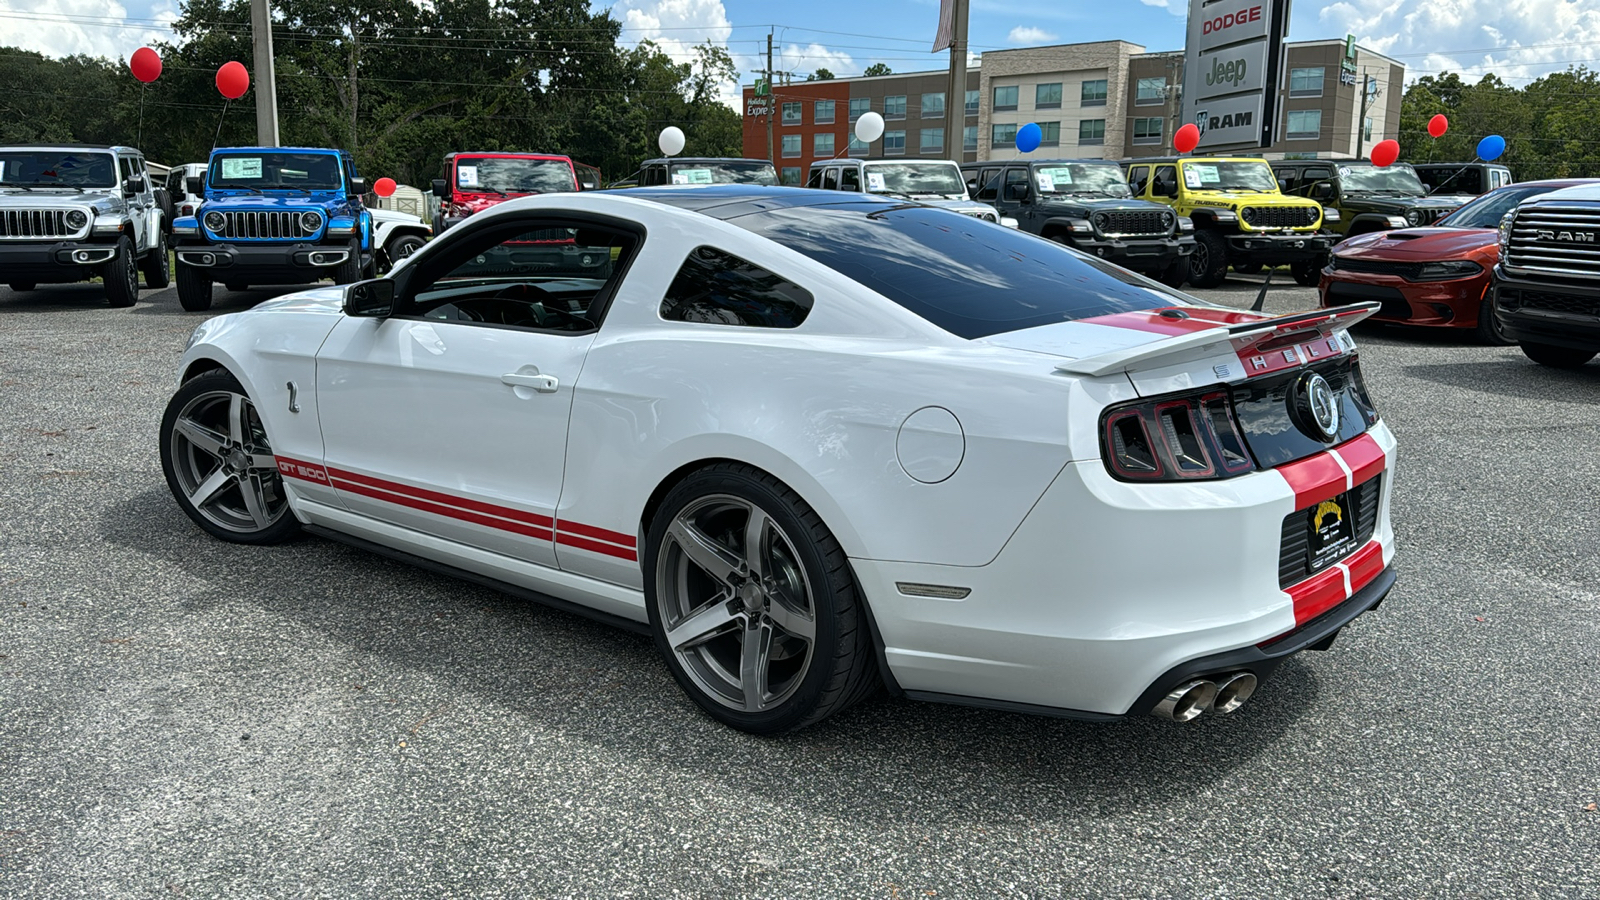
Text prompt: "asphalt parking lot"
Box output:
[[2, 276, 1597, 898]]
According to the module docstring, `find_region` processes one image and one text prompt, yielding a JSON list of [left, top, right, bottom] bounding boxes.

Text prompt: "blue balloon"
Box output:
[[1015, 122, 1042, 154], [1477, 134, 1506, 161]]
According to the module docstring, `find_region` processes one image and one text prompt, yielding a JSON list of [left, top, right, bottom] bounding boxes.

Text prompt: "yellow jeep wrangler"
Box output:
[[1125, 157, 1335, 288]]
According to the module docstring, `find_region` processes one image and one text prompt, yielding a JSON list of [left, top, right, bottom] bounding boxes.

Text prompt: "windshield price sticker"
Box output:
[[1188, 164, 1220, 186], [866, 172, 887, 192], [220, 157, 263, 180], [673, 168, 714, 185], [457, 165, 479, 187], [1035, 173, 1055, 192], [1184, 168, 1203, 188]]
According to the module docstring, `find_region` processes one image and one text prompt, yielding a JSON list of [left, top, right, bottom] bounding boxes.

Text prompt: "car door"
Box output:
[[118, 156, 149, 252], [1002, 167, 1035, 228], [314, 214, 641, 569]]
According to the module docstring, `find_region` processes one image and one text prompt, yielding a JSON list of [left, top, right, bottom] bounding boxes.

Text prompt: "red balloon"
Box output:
[[1174, 122, 1201, 154], [1427, 114, 1449, 138], [129, 47, 161, 83], [1370, 138, 1400, 168], [216, 61, 249, 100], [373, 177, 397, 198]]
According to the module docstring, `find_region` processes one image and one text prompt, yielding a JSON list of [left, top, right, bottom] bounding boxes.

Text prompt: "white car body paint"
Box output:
[[176, 188, 1397, 719]]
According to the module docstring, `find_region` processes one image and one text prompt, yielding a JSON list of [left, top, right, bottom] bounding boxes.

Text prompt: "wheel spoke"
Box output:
[[174, 416, 228, 458], [742, 507, 772, 578], [665, 597, 742, 651], [239, 473, 272, 528], [226, 393, 248, 444], [188, 468, 233, 509], [765, 595, 815, 643], [246, 451, 278, 473], [739, 619, 773, 712], [667, 517, 744, 586]]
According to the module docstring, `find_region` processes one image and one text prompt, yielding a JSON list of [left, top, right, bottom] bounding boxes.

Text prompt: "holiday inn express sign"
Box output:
[[1182, 0, 1292, 150]]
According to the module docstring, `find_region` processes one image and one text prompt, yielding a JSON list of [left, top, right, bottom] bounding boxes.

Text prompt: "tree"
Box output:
[[808, 67, 834, 81], [862, 63, 891, 77]]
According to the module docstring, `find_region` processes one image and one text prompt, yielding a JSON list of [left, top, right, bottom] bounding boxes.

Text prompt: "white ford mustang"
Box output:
[[162, 185, 1397, 733]]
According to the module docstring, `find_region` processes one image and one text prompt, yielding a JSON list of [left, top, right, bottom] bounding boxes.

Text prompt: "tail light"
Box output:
[[1101, 389, 1256, 482]]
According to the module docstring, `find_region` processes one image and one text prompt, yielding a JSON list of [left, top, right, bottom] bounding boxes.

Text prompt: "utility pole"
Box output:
[[942, 0, 969, 160], [249, 0, 280, 145], [765, 32, 774, 164], [1355, 68, 1376, 159], [1164, 53, 1182, 153]]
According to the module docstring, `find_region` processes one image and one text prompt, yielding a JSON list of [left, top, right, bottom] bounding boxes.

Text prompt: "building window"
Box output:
[[779, 166, 801, 186], [1035, 82, 1062, 110], [782, 102, 802, 126], [815, 100, 835, 124], [1081, 79, 1108, 107], [848, 136, 869, 155], [921, 92, 945, 118], [782, 134, 801, 157], [992, 122, 1018, 147], [885, 95, 906, 119], [1363, 117, 1374, 141], [1289, 67, 1325, 98], [849, 97, 870, 120], [884, 129, 906, 154], [965, 89, 979, 115], [921, 128, 945, 152], [814, 133, 835, 156], [963, 125, 977, 150], [1287, 109, 1322, 140], [1136, 77, 1166, 105], [993, 85, 1018, 111], [661, 246, 813, 329], [1038, 122, 1060, 147], [1133, 116, 1163, 146], [1078, 119, 1106, 145]]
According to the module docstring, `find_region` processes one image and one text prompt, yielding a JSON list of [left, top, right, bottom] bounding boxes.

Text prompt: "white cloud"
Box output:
[[1007, 26, 1057, 45], [1135, 0, 1186, 17], [614, 0, 740, 104], [0, 0, 176, 61], [1313, 0, 1600, 82], [778, 42, 856, 78]]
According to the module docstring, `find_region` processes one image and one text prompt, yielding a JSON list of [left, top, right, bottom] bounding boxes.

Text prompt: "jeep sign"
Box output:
[[1182, 0, 1292, 150]]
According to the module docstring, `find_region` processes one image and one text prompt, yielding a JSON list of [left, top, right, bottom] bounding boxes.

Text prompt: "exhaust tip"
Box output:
[[1211, 672, 1258, 715], [1152, 679, 1218, 722]]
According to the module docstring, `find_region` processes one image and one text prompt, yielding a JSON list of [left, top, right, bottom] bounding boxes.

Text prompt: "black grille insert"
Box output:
[[1242, 206, 1319, 229], [1500, 288, 1600, 319], [1094, 209, 1169, 237], [1279, 474, 1382, 588]]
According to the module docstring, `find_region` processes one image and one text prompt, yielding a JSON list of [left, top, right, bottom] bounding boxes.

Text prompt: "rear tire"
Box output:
[[176, 262, 213, 312], [381, 234, 426, 274], [1187, 230, 1228, 288], [645, 463, 880, 734], [140, 231, 170, 289], [1521, 342, 1596, 369], [1476, 295, 1516, 346], [104, 236, 139, 308], [1156, 259, 1187, 288]]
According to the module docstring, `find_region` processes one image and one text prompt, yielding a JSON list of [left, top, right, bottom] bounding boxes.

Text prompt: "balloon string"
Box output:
[[137, 84, 146, 148], [212, 100, 230, 151], [1423, 156, 1485, 197]]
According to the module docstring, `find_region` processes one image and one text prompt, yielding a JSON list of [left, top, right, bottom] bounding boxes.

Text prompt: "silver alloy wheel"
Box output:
[[655, 494, 818, 713], [167, 389, 287, 533], [122, 241, 138, 297], [1190, 239, 1210, 275]]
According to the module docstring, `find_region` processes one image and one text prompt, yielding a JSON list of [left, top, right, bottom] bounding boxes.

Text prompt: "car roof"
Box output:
[[2, 144, 137, 154], [444, 151, 571, 160], [624, 184, 898, 220], [211, 146, 344, 155], [1411, 162, 1511, 168], [1513, 180, 1600, 202], [641, 157, 772, 166], [960, 159, 1119, 168]]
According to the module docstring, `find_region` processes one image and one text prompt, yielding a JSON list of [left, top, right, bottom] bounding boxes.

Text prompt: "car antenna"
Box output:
[[1251, 268, 1273, 312]]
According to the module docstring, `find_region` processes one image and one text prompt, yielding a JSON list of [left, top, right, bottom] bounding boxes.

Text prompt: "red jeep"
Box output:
[[429, 152, 578, 234]]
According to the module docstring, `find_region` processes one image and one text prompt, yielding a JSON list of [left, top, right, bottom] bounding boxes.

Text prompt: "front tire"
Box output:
[[1476, 295, 1516, 346], [160, 369, 300, 544], [104, 236, 140, 308], [333, 240, 362, 285], [645, 463, 879, 734], [1521, 342, 1596, 369], [1291, 255, 1326, 287], [140, 231, 170, 289], [176, 262, 213, 312], [1155, 258, 1187, 289], [1187, 230, 1229, 288]]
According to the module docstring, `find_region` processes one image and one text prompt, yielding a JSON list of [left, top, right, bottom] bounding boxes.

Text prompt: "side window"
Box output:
[[660, 246, 814, 329], [822, 168, 840, 191], [1273, 168, 1296, 192], [1128, 165, 1150, 195], [839, 167, 860, 191], [806, 168, 823, 188], [1003, 167, 1029, 201], [974, 167, 1001, 201], [1303, 167, 1331, 185], [1153, 165, 1177, 196], [1461, 169, 1482, 193], [404, 220, 638, 332], [119, 156, 136, 185]]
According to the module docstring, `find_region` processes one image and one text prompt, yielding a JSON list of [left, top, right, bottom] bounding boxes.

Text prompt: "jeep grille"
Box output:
[[0, 209, 81, 240], [212, 210, 319, 241], [1093, 210, 1169, 238], [1240, 206, 1319, 230], [1410, 207, 1453, 226], [1503, 205, 1600, 280]]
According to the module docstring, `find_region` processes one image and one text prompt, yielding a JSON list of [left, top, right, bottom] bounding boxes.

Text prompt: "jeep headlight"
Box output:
[[1162, 211, 1175, 229], [204, 211, 227, 232], [65, 210, 88, 230], [300, 211, 323, 232], [1405, 210, 1421, 225]]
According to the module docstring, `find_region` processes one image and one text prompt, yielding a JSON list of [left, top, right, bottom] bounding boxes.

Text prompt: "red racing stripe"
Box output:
[[555, 532, 638, 561], [1337, 433, 1386, 487], [332, 477, 554, 541], [1288, 566, 1347, 626], [556, 519, 637, 549], [1343, 540, 1385, 596], [1076, 307, 1269, 336], [1277, 451, 1349, 510], [326, 466, 553, 528]]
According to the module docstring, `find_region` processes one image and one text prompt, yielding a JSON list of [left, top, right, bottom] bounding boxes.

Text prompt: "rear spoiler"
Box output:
[[1054, 302, 1380, 377]]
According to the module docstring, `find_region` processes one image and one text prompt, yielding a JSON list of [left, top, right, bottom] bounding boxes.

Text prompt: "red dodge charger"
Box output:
[[1319, 179, 1597, 344]]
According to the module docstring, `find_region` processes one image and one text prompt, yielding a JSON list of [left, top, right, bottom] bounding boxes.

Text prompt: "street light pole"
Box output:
[[250, 0, 280, 146], [942, 0, 969, 160]]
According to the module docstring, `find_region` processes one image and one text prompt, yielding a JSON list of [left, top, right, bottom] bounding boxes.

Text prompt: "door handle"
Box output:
[[501, 372, 559, 393]]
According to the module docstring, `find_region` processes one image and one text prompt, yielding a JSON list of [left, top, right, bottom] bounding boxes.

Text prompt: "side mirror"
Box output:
[[1153, 178, 1176, 197], [1004, 184, 1030, 203], [581, 181, 597, 191], [186, 176, 204, 197], [124, 176, 146, 195], [431, 178, 447, 197], [349, 176, 367, 195], [1311, 183, 1334, 201], [344, 279, 394, 318]]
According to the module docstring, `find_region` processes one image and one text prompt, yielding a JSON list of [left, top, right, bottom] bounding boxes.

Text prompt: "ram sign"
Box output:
[[1182, 0, 1292, 150]]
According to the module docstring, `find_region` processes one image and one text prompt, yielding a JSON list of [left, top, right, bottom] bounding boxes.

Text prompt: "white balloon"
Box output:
[[658, 126, 686, 157], [854, 111, 885, 144]]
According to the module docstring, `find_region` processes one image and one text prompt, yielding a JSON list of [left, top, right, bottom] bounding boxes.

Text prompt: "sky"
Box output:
[[8, 0, 1600, 105]]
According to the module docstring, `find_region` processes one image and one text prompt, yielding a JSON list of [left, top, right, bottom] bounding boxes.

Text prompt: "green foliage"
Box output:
[[0, 0, 744, 187], [862, 63, 891, 77], [1400, 67, 1600, 179], [808, 67, 834, 81]]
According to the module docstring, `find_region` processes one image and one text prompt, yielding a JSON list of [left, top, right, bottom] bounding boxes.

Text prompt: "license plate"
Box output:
[[1307, 491, 1356, 572]]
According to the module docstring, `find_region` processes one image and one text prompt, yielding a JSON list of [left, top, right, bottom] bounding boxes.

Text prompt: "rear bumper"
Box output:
[[0, 239, 119, 283], [1492, 271, 1600, 351], [172, 240, 355, 284], [855, 422, 1398, 719], [1319, 270, 1490, 328], [1226, 232, 1333, 264]]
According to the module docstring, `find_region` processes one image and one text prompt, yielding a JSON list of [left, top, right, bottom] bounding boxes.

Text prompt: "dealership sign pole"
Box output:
[[1181, 0, 1292, 151]]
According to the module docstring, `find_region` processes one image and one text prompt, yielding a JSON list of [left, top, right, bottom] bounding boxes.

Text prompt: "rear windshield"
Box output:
[[728, 204, 1180, 339]]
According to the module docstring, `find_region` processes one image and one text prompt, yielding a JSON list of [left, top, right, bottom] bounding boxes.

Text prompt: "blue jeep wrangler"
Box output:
[[170, 146, 374, 311]]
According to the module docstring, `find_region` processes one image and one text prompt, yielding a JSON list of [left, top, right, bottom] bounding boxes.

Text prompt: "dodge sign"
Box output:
[[1182, 0, 1292, 150]]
